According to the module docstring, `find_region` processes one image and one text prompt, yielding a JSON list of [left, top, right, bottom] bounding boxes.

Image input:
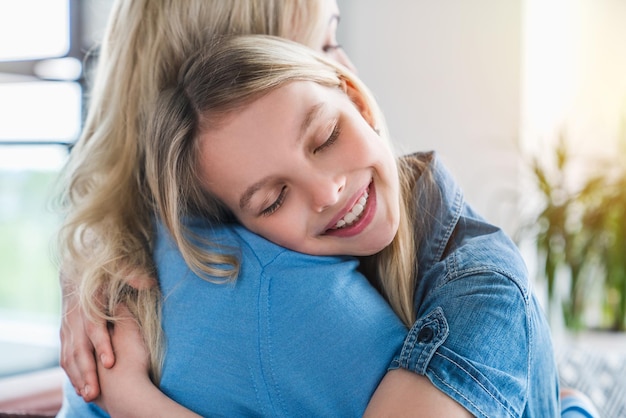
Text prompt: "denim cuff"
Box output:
[[389, 307, 449, 374], [389, 307, 524, 417]]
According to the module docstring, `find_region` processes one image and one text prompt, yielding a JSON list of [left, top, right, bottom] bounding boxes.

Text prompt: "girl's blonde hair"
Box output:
[[146, 35, 428, 340], [57, 0, 330, 382]]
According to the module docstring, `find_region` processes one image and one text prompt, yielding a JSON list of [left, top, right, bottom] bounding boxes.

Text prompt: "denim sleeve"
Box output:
[[390, 270, 551, 418]]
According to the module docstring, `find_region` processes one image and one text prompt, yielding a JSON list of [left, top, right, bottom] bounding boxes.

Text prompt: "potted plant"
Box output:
[[582, 161, 626, 331], [521, 135, 626, 331]]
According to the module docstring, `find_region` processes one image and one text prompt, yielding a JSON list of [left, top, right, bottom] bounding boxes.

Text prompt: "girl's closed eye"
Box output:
[[314, 121, 341, 154], [260, 185, 287, 216]]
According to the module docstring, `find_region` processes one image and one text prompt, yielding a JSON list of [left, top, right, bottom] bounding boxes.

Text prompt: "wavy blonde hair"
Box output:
[[146, 35, 429, 337], [57, 0, 333, 382], [59, 0, 431, 382]]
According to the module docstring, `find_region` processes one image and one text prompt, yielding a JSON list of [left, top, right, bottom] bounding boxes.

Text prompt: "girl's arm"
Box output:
[[364, 369, 472, 417], [96, 304, 201, 418], [102, 307, 470, 418]]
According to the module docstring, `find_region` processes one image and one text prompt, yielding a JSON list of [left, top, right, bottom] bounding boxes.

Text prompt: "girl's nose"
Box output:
[[309, 177, 345, 213]]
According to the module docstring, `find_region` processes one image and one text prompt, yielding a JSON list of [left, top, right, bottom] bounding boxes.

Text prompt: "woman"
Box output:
[[70, 35, 559, 417], [59, 0, 355, 401]]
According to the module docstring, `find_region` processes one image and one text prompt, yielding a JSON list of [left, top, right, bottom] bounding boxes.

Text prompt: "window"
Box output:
[[0, 148, 66, 376], [0, 0, 70, 61], [0, 0, 110, 378]]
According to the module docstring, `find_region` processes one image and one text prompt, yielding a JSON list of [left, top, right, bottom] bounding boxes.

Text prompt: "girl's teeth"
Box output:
[[344, 212, 357, 224], [334, 191, 369, 229]]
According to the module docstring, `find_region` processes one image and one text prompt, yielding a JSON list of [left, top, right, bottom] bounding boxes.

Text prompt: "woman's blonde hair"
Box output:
[[57, 0, 332, 382], [59, 0, 426, 382], [146, 35, 428, 338]]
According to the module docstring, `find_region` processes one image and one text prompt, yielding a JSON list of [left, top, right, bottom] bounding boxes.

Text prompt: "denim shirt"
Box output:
[[391, 152, 560, 417]]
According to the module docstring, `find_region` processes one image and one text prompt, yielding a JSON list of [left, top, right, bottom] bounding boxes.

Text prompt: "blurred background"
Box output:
[[1, 0, 625, 410], [339, 0, 626, 232], [0, 0, 112, 379]]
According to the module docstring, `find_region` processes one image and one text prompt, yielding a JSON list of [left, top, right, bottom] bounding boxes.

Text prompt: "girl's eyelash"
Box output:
[[261, 185, 287, 216], [314, 122, 341, 154], [260, 122, 340, 216], [322, 44, 342, 53]]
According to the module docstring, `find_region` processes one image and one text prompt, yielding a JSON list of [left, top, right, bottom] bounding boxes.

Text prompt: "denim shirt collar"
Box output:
[[412, 152, 464, 271]]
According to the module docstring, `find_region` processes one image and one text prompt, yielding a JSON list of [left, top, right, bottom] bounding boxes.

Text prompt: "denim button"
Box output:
[[417, 326, 434, 343]]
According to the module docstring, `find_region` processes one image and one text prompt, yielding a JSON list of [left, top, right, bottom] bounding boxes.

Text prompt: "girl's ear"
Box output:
[[340, 76, 376, 129]]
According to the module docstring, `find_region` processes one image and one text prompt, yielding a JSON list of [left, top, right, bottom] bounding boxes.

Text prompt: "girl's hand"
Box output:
[[59, 267, 156, 402], [95, 303, 151, 416], [96, 304, 202, 418], [59, 277, 114, 402]]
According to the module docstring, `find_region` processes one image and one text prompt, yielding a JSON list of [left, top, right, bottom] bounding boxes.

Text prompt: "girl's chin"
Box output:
[[351, 234, 397, 256]]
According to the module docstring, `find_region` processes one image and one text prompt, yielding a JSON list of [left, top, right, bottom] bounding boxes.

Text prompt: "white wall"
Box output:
[[337, 0, 523, 233], [337, 0, 626, 235], [522, 0, 626, 160]]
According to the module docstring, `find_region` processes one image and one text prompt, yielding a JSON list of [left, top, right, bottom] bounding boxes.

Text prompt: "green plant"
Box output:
[[583, 166, 626, 331], [522, 136, 626, 331]]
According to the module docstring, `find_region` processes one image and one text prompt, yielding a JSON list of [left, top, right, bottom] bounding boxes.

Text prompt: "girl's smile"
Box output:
[[197, 80, 400, 256], [324, 181, 375, 237]]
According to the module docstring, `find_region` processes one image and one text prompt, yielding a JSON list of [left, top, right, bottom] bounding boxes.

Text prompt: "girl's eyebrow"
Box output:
[[239, 178, 266, 211], [299, 102, 325, 139]]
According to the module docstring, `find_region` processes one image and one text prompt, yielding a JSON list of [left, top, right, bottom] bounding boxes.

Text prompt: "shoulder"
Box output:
[[401, 153, 558, 416], [154, 220, 407, 416], [407, 150, 531, 297], [154, 222, 275, 414], [259, 250, 407, 416], [408, 244, 553, 416], [448, 215, 530, 297], [154, 221, 296, 292]]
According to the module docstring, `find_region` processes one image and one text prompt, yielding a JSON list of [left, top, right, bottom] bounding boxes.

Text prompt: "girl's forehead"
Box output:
[[201, 80, 346, 132], [197, 81, 354, 175]]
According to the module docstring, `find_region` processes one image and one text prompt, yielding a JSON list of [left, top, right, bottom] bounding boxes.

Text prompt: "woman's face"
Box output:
[[316, 0, 356, 72], [197, 81, 400, 257]]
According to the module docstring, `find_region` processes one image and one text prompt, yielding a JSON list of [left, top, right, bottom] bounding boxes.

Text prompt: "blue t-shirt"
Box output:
[[156, 224, 408, 416], [59, 222, 407, 417]]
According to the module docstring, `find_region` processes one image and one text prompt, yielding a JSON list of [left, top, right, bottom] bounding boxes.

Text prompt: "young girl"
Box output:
[[88, 34, 561, 417]]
